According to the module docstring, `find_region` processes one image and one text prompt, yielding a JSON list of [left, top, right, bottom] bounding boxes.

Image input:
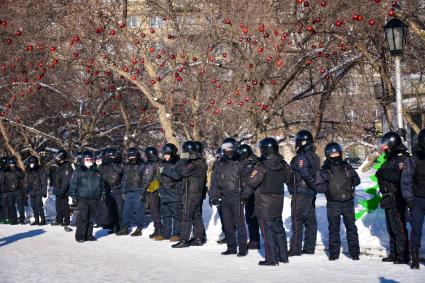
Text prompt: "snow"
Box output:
[[1, 170, 425, 282]]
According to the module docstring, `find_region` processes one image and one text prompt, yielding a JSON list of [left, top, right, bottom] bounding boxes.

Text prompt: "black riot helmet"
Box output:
[[182, 141, 200, 160], [194, 141, 204, 154], [418, 128, 425, 149], [182, 141, 197, 153], [380, 132, 402, 153], [237, 144, 254, 161], [324, 142, 343, 163], [55, 149, 68, 164], [259, 137, 279, 158], [162, 143, 178, 160], [81, 150, 94, 168], [28, 155, 39, 167], [127, 147, 140, 162], [0, 157, 7, 169], [74, 152, 83, 165], [105, 148, 120, 163], [94, 150, 103, 161], [222, 137, 237, 150], [295, 130, 314, 150], [7, 157, 17, 167], [144, 147, 159, 162]]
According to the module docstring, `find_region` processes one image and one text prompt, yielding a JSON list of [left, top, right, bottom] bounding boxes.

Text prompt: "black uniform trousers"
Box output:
[[245, 194, 260, 243], [259, 216, 288, 263], [290, 194, 317, 253], [55, 195, 70, 225], [221, 195, 248, 252], [30, 194, 45, 218], [76, 198, 97, 241], [109, 190, 123, 230], [7, 191, 25, 223], [384, 204, 409, 261], [327, 200, 359, 257], [181, 192, 203, 241], [410, 197, 425, 250], [149, 190, 161, 230]]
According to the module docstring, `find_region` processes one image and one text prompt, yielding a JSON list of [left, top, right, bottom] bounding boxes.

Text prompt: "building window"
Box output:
[[127, 16, 140, 28], [150, 16, 164, 28]]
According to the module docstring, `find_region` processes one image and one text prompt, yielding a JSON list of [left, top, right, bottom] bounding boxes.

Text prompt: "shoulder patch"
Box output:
[[299, 159, 304, 168], [250, 170, 258, 178]]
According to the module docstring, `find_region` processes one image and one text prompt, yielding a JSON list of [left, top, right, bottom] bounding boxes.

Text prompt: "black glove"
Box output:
[[42, 193, 47, 198], [407, 200, 415, 209], [210, 198, 220, 206], [240, 194, 250, 203]]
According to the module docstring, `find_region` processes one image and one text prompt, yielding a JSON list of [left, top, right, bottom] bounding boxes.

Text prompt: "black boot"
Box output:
[[237, 250, 248, 257], [247, 241, 260, 250], [217, 238, 227, 244], [190, 238, 204, 246], [149, 227, 160, 239], [329, 254, 339, 261], [259, 261, 278, 266], [39, 215, 46, 226], [51, 221, 62, 226], [382, 255, 395, 262], [288, 249, 302, 257], [411, 249, 420, 270], [19, 219, 25, 225], [30, 216, 40, 226], [221, 249, 237, 255], [131, 228, 142, 237], [116, 226, 130, 236], [172, 240, 191, 248], [85, 235, 97, 241]]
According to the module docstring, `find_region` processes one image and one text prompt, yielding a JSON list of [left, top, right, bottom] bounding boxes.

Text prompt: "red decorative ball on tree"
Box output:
[[15, 30, 22, 36], [369, 19, 376, 26], [335, 20, 343, 27], [320, 1, 327, 7]]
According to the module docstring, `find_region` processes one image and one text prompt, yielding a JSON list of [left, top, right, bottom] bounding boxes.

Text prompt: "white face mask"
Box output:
[[96, 160, 102, 166], [30, 164, 35, 168], [84, 161, 93, 168]]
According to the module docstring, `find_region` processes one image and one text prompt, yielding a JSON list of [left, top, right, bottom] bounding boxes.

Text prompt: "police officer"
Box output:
[[144, 147, 161, 239], [193, 141, 207, 244], [171, 141, 208, 248], [69, 151, 105, 242], [26, 156, 47, 226], [94, 150, 111, 228], [376, 132, 410, 264], [241, 137, 293, 266], [238, 144, 260, 250], [117, 148, 146, 236], [315, 143, 361, 261], [102, 148, 124, 233], [210, 140, 248, 256], [0, 156, 9, 224], [52, 150, 73, 226], [288, 130, 320, 256], [4, 158, 25, 225], [155, 143, 182, 241], [401, 128, 425, 269], [211, 147, 226, 244]]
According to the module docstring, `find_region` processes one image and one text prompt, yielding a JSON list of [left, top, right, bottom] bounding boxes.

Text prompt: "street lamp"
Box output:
[[384, 18, 408, 131]]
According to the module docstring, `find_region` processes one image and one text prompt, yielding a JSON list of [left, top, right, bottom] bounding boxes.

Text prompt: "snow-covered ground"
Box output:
[[1, 169, 425, 282], [0, 224, 424, 283]]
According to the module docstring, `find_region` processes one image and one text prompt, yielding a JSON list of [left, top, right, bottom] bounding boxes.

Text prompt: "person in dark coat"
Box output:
[[238, 144, 260, 250], [401, 128, 425, 269], [210, 140, 248, 257], [116, 147, 146, 237], [69, 151, 105, 242], [102, 148, 124, 233], [26, 156, 47, 226], [376, 132, 410, 264], [241, 137, 293, 266], [51, 150, 73, 226], [315, 143, 361, 261], [143, 146, 162, 239], [154, 143, 182, 241], [288, 130, 320, 256], [4, 158, 25, 225], [94, 150, 111, 228], [0, 156, 9, 224], [171, 141, 208, 248], [210, 147, 227, 244]]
